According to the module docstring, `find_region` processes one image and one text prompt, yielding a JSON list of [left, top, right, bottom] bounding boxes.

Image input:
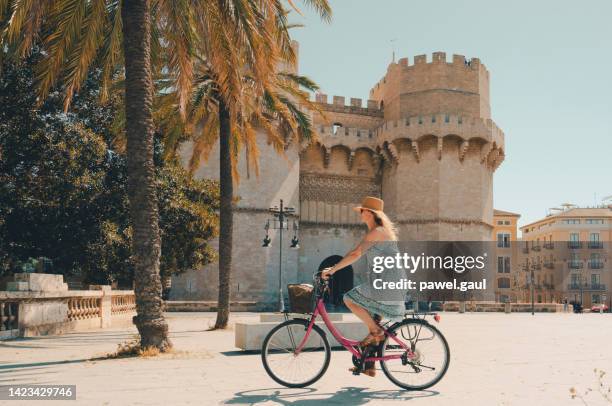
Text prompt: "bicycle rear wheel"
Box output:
[[380, 319, 450, 390], [261, 319, 330, 388]]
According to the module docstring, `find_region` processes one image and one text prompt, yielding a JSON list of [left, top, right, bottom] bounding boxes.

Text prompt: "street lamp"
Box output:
[[521, 258, 536, 315], [290, 221, 300, 249], [262, 199, 297, 312]]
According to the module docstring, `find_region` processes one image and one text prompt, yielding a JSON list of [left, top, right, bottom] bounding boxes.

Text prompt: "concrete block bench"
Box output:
[[235, 313, 368, 351]]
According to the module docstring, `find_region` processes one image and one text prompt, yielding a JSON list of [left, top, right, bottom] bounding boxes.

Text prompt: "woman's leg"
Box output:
[[344, 296, 382, 334]]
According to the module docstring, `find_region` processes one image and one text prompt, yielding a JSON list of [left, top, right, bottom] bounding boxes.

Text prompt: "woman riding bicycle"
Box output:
[[321, 196, 409, 376]]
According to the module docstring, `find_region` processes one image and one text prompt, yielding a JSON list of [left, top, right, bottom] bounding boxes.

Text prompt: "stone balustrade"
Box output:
[[442, 301, 564, 313], [0, 273, 136, 339]]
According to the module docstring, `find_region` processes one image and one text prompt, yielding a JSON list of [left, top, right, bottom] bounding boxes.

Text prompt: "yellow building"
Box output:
[[492, 209, 521, 303], [519, 205, 612, 308]]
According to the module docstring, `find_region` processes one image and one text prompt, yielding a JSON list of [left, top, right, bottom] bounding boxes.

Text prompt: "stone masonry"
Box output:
[[171, 52, 506, 307]]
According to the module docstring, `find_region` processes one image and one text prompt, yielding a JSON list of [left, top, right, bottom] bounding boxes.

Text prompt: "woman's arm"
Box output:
[[321, 227, 386, 279]]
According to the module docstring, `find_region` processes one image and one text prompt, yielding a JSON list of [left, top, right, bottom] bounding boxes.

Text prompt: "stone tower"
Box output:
[[300, 53, 505, 241], [171, 52, 506, 308]]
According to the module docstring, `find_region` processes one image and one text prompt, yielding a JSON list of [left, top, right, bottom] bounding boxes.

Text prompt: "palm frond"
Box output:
[[35, 0, 87, 103], [63, 0, 108, 110]]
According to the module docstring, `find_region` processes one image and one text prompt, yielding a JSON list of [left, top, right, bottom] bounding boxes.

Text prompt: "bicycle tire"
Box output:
[[261, 318, 331, 388], [379, 319, 450, 390]]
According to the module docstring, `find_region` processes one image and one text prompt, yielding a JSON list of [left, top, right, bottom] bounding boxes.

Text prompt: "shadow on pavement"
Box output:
[[0, 358, 92, 371], [224, 386, 438, 404]]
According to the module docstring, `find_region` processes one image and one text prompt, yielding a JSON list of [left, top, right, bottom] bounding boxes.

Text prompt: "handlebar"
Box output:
[[313, 271, 329, 295]]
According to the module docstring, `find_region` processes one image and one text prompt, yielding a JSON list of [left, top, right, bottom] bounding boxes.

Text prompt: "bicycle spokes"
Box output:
[[262, 320, 331, 387], [380, 321, 450, 390]]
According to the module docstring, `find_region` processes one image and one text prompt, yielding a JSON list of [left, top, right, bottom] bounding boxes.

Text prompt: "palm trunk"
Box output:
[[121, 0, 170, 351], [214, 99, 233, 329]]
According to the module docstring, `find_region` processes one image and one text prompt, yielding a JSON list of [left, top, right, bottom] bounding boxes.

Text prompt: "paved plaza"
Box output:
[[1, 312, 611, 405]]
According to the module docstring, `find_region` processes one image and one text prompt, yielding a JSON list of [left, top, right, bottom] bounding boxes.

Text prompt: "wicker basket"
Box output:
[[287, 284, 314, 314]]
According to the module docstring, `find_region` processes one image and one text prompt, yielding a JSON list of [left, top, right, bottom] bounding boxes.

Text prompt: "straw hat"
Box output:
[[353, 196, 385, 214]]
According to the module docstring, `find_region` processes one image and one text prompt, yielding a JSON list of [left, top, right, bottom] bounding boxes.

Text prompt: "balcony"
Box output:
[[568, 261, 583, 269], [588, 260, 604, 269], [522, 247, 529, 254], [543, 261, 555, 269], [542, 283, 555, 290], [588, 241, 603, 249], [533, 263, 542, 270], [567, 283, 607, 291], [531, 245, 541, 252], [568, 241, 582, 249], [543, 242, 554, 250]]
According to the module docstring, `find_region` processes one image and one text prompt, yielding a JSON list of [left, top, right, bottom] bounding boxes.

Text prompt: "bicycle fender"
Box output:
[[389, 318, 431, 330]]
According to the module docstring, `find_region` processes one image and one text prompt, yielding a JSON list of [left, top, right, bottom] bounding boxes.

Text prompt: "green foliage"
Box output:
[[0, 50, 219, 286]]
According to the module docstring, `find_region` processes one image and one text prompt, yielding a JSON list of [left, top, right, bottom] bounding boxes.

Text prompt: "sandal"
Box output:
[[348, 365, 376, 377], [359, 329, 385, 347]]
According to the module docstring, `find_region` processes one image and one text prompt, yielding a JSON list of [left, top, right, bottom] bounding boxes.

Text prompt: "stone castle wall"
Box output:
[[170, 52, 506, 305]]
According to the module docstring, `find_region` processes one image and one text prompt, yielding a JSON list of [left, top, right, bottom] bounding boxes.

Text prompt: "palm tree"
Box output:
[[158, 51, 329, 329], [203, 2, 331, 330], [0, 0, 322, 347]]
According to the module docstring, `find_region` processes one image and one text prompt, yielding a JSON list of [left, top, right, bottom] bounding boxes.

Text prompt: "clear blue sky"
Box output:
[[289, 0, 612, 230]]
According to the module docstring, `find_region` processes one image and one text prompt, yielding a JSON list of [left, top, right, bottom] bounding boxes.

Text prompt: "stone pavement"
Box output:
[[1, 312, 611, 406]]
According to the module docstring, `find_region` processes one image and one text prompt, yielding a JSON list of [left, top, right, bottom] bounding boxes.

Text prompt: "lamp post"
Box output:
[[521, 258, 535, 315], [262, 199, 298, 312], [530, 264, 535, 316]]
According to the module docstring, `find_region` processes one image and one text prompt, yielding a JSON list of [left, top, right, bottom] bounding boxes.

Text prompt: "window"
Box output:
[[590, 253, 602, 269], [497, 277, 510, 289], [591, 274, 601, 285], [592, 294, 601, 304], [497, 233, 511, 248], [332, 122, 343, 135], [569, 253, 581, 268], [563, 219, 580, 224], [497, 256, 511, 273], [589, 233, 602, 248], [569, 232, 580, 248], [504, 220, 511, 225], [586, 219, 604, 224], [497, 220, 504, 225]]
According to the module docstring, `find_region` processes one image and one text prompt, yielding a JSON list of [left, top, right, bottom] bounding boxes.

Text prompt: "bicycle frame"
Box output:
[[294, 296, 414, 362]]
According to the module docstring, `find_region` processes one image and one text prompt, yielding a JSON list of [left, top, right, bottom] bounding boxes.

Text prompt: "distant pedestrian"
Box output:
[[563, 297, 568, 313]]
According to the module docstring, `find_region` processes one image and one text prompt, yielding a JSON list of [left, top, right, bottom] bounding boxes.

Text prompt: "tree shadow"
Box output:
[[223, 386, 438, 405], [0, 358, 92, 371]]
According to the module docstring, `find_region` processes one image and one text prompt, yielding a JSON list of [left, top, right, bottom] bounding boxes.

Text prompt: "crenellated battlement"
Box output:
[[371, 52, 488, 90], [307, 113, 505, 172], [315, 114, 503, 147], [313, 93, 383, 116], [396, 52, 484, 70], [373, 114, 504, 149], [368, 52, 491, 120]]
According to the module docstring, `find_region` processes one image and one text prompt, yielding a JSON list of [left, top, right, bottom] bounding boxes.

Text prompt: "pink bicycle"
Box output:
[[261, 272, 450, 390]]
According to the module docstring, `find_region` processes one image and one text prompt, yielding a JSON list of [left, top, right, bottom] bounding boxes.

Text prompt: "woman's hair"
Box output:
[[366, 209, 398, 241]]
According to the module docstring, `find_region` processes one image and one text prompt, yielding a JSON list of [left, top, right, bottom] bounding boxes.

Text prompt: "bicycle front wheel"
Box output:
[[380, 319, 450, 390], [261, 319, 330, 388]]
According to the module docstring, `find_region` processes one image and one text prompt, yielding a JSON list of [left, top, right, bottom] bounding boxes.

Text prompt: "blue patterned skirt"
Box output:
[[343, 285, 406, 322]]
